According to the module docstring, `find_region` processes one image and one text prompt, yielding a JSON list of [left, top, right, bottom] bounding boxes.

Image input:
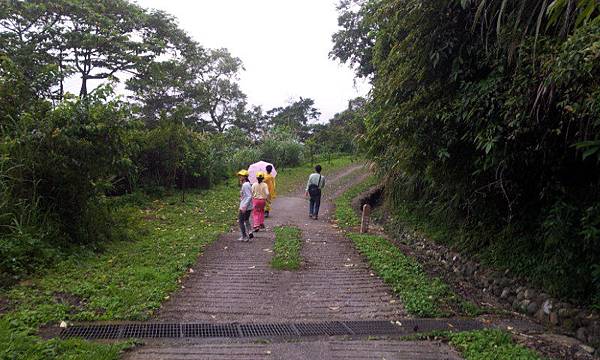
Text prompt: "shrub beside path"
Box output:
[[125, 162, 463, 359]]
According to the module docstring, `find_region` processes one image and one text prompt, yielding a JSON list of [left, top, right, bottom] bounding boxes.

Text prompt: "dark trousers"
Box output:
[[238, 209, 252, 237], [309, 195, 321, 217]]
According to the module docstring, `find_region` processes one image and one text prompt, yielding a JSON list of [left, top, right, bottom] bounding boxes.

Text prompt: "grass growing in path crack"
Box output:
[[348, 233, 455, 317], [449, 329, 546, 360], [271, 226, 302, 270], [402, 329, 546, 360]]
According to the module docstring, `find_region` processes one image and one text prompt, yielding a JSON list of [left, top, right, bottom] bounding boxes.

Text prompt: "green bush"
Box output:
[[229, 147, 261, 172], [258, 129, 304, 168], [0, 89, 133, 285], [133, 120, 229, 190]]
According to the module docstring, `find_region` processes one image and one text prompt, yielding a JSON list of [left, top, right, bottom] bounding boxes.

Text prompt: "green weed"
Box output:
[[271, 226, 302, 270], [334, 175, 378, 228], [449, 329, 546, 360]]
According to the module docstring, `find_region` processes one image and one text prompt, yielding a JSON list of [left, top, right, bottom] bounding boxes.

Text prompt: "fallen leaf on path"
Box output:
[[223, 246, 228, 250], [390, 300, 396, 304], [328, 306, 340, 311], [188, 268, 194, 273], [248, 266, 256, 269], [211, 315, 216, 319]]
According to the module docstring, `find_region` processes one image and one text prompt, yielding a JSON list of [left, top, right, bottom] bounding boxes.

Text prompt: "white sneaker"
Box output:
[[237, 236, 247, 241]]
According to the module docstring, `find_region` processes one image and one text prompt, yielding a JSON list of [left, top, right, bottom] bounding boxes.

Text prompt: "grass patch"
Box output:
[[334, 175, 378, 228], [1, 180, 240, 358], [271, 226, 302, 270], [348, 233, 456, 317], [0, 318, 133, 360], [449, 329, 546, 360]]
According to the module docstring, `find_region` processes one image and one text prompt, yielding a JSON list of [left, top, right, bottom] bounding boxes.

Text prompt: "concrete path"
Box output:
[[124, 162, 463, 359]]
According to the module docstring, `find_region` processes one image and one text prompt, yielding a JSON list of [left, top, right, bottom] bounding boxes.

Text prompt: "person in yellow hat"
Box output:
[[251, 172, 270, 231], [264, 165, 277, 217], [237, 169, 254, 241]]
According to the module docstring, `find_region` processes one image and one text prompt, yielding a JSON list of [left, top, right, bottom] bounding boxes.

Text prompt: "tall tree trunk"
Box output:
[[80, 76, 87, 97]]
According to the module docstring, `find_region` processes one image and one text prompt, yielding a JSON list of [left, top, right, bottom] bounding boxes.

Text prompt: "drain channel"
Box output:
[[60, 319, 483, 340]]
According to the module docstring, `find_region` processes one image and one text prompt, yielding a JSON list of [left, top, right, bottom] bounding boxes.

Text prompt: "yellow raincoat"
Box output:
[[264, 173, 277, 212]]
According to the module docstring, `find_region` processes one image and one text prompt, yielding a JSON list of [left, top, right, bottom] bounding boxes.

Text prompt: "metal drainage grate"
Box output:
[[345, 320, 402, 335], [121, 323, 180, 338], [60, 319, 484, 340], [397, 319, 483, 333], [295, 322, 351, 336], [240, 323, 297, 337], [183, 323, 239, 338]]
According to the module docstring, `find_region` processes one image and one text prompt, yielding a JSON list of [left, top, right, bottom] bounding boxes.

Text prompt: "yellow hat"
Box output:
[[237, 169, 249, 177], [256, 172, 265, 179]]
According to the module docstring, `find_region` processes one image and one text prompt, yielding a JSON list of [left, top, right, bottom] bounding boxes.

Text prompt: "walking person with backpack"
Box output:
[[305, 165, 325, 220]]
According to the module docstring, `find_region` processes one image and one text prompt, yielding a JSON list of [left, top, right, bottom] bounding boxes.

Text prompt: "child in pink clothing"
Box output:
[[251, 173, 269, 231]]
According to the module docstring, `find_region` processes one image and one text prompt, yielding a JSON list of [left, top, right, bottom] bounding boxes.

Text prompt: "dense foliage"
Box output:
[[333, 0, 600, 304], [0, 0, 363, 286]]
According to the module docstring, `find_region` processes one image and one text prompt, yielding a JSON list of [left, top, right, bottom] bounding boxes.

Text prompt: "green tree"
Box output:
[[0, 0, 189, 98], [267, 97, 321, 140]]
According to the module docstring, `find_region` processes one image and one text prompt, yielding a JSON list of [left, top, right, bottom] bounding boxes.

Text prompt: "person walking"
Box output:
[[237, 170, 254, 242], [264, 165, 277, 218], [252, 172, 270, 231], [305, 165, 325, 220]]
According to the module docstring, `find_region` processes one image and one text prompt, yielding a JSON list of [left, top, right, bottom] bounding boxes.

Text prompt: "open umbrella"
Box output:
[[248, 161, 277, 183]]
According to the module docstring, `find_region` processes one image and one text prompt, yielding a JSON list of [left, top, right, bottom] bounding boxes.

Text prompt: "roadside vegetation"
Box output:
[[1, 183, 238, 358], [336, 177, 466, 317], [338, 174, 545, 358], [333, 0, 600, 306], [271, 226, 303, 270], [449, 330, 546, 360], [348, 233, 454, 317], [334, 175, 378, 228]]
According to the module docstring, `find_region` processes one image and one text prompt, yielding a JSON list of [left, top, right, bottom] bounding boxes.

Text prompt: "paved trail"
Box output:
[[125, 163, 462, 359]]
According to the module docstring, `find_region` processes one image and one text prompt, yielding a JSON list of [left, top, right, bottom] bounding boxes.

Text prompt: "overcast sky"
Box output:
[[135, 0, 370, 122]]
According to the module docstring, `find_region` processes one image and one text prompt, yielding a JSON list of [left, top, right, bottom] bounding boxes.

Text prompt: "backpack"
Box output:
[[308, 174, 322, 197]]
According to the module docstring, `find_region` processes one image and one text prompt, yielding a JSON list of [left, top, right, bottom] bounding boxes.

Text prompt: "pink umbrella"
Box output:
[[248, 161, 277, 183]]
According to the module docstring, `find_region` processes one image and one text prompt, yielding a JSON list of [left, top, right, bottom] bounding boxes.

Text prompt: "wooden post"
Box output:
[[360, 204, 371, 233]]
